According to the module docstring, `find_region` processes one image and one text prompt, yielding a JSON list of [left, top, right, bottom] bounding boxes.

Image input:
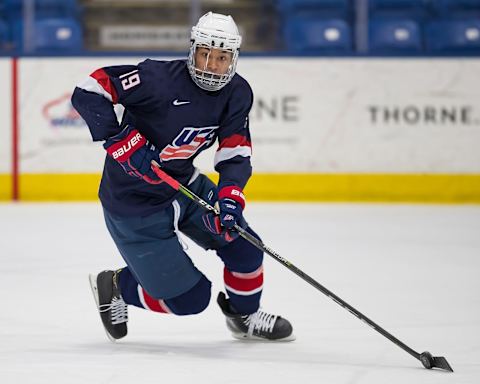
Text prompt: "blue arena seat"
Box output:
[[430, 0, 480, 17], [0, 20, 8, 48], [369, 0, 428, 19], [284, 17, 352, 53], [369, 18, 422, 53], [276, 0, 352, 18], [277, 0, 351, 11], [425, 19, 480, 52], [35, 18, 82, 51], [12, 17, 82, 53], [4, 0, 77, 8], [4, 0, 79, 18], [370, 0, 425, 8]]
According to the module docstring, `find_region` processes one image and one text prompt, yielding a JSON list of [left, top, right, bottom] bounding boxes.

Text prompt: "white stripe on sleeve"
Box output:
[[77, 76, 113, 102], [214, 146, 252, 167]]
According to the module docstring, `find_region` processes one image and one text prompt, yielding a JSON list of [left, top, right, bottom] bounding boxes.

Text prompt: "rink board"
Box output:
[[2, 57, 480, 201]]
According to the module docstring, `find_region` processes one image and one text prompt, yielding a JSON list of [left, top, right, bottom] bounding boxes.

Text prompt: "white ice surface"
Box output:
[[0, 202, 479, 384]]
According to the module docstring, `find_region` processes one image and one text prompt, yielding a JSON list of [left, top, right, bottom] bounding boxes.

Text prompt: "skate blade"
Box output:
[[231, 332, 296, 342], [88, 274, 117, 343]]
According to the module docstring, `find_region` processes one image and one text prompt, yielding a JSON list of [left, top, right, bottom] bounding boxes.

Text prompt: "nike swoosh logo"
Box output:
[[173, 99, 190, 106]]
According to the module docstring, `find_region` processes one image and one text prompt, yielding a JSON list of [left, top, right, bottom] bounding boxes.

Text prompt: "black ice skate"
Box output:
[[89, 269, 128, 341], [217, 292, 295, 341]]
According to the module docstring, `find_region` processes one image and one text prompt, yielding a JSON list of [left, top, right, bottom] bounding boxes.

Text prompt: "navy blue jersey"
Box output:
[[71, 59, 253, 216]]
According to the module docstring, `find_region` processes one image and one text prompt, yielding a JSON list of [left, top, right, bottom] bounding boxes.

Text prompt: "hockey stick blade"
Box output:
[[433, 356, 454, 372], [419, 351, 454, 372]]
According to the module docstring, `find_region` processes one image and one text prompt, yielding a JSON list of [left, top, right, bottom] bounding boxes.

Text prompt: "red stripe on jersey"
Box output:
[[160, 135, 209, 160], [160, 149, 198, 160], [224, 266, 263, 293], [141, 289, 169, 313], [90, 68, 119, 104], [162, 144, 197, 154], [218, 134, 251, 149]]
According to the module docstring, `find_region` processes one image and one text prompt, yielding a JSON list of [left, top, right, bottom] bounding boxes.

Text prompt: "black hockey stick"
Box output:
[[151, 161, 453, 372]]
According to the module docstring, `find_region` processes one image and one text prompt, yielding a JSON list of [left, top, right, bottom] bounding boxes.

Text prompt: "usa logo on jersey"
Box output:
[[160, 126, 218, 161]]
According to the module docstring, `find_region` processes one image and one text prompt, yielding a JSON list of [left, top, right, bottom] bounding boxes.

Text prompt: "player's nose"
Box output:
[[206, 59, 218, 72]]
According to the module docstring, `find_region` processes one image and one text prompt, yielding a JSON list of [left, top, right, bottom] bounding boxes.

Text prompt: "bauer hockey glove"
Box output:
[[104, 125, 162, 184], [203, 185, 246, 242]]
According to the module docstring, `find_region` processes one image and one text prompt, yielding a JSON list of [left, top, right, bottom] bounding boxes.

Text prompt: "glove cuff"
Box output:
[[218, 186, 246, 209], [105, 128, 146, 161]]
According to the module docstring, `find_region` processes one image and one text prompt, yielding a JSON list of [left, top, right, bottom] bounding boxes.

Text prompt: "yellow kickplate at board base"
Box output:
[[11, 173, 480, 203]]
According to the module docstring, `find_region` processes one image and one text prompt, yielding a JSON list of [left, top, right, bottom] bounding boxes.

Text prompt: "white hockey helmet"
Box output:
[[188, 12, 242, 91]]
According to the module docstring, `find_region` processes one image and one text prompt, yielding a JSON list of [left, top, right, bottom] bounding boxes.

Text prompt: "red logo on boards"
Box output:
[[42, 93, 86, 128]]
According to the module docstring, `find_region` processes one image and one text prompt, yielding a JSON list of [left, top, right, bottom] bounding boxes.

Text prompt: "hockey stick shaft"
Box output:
[[150, 161, 452, 371]]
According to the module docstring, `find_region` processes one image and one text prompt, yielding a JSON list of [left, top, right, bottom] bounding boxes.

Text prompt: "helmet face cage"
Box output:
[[188, 44, 239, 92], [187, 13, 242, 92]]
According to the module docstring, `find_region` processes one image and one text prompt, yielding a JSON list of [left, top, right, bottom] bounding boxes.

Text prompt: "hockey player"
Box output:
[[71, 12, 293, 342]]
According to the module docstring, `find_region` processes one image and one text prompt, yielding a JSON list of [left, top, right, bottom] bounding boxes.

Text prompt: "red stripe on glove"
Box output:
[[106, 129, 146, 162], [218, 186, 246, 209]]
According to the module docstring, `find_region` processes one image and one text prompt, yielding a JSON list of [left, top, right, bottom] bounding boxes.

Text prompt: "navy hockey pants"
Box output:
[[103, 173, 263, 308]]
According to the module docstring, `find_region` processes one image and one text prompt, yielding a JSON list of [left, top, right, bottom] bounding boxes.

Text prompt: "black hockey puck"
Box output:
[[420, 351, 434, 369]]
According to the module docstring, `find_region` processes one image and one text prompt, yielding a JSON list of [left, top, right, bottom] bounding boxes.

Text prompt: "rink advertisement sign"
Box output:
[[13, 57, 480, 174], [367, 105, 478, 126], [236, 58, 480, 174]]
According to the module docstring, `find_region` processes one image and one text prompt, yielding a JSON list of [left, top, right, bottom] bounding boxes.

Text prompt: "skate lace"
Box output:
[[99, 296, 128, 325], [244, 310, 277, 336]]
